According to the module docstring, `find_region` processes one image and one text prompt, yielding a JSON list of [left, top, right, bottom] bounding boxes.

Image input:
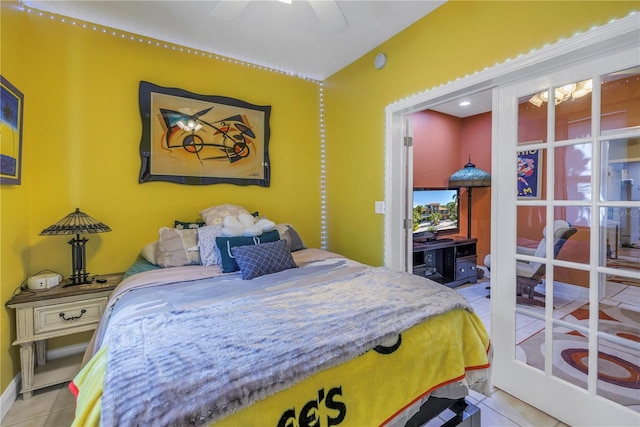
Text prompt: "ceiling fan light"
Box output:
[[572, 88, 588, 99], [529, 94, 544, 107]]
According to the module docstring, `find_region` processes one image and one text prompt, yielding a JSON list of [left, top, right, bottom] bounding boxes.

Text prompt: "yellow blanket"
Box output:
[[71, 308, 490, 427]]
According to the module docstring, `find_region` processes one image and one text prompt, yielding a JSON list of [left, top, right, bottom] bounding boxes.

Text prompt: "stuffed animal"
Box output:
[[221, 213, 276, 237]]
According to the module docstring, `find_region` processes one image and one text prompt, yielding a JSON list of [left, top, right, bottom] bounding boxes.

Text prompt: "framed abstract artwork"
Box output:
[[138, 81, 271, 186], [517, 149, 542, 199], [1, 76, 24, 185]]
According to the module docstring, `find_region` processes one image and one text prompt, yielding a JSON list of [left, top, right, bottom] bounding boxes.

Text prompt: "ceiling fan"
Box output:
[[210, 0, 349, 33]]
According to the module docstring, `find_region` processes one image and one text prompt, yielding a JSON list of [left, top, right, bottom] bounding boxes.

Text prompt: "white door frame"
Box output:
[[383, 13, 639, 424]]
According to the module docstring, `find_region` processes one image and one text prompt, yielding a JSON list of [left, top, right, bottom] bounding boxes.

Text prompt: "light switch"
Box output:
[[375, 201, 385, 214]]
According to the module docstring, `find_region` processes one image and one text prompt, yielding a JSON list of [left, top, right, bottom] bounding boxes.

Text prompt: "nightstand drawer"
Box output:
[[34, 297, 107, 334]]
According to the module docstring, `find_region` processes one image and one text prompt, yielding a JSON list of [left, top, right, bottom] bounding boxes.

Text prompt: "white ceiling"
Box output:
[[23, 0, 445, 81], [22, 0, 492, 117]]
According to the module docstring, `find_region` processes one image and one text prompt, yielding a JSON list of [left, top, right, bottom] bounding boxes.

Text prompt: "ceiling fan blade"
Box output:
[[210, 0, 250, 21], [309, 0, 349, 33]]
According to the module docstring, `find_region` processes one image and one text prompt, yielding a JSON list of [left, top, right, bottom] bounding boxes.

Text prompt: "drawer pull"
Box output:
[[59, 309, 86, 321]]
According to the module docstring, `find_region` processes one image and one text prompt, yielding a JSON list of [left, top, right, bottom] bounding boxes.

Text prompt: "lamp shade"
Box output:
[[448, 159, 491, 188], [40, 208, 111, 286], [40, 208, 111, 235]]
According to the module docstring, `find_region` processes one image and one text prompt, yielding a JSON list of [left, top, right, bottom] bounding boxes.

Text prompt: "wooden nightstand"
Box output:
[[6, 272, 123, 399]]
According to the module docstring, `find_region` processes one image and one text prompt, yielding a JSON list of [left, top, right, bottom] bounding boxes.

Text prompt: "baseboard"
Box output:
[[0, 374, 20, 422], [48, 342, 88, 361], [0, 342, 87, 422]]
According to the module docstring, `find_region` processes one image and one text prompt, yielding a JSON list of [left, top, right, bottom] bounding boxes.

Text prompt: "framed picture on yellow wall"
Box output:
[[1, 76, 24, 185], [138, 81, 271, 186]]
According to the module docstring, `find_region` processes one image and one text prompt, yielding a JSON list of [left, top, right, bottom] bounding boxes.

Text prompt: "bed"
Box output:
[[69, 206, 492, 427]]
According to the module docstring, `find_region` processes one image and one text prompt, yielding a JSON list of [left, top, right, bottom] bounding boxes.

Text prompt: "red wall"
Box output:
[[461, 112, 492, 262], [412, 110, 462, 188], [411, 110, 492, 263]]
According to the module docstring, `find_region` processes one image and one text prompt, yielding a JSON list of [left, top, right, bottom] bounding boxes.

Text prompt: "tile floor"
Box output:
[[1, 382, 75, 427], [1, 276, 571, 427]]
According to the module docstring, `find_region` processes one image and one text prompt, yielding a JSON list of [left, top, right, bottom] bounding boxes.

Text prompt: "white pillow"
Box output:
[[156, 227, 201, 268], [198, 225, 224, 266], [199, 204, 250, 227], [140, 241, 158, 265]]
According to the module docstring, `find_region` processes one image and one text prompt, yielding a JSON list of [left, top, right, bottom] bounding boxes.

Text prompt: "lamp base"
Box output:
[[63, 275, 93, 287], [65, 234, 91, 287]]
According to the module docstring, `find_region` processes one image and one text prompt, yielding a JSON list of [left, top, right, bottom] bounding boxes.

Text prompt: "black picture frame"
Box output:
[[138, 81, 271, 186], [1, 75, 24, 185]]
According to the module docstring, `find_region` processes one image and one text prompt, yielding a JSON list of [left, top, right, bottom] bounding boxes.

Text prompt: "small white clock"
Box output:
[[374, 53, 387, 69]]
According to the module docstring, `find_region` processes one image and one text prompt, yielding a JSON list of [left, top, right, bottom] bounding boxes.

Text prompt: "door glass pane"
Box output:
[[555, 143, 592, 201], [602, 67, 640, 134], [555, 79, 593, 141], [516, 206, 546, 307], [551, 297, 590, 392], [518, 148, 546, 200], [515, 312, 546, 373], [552, 330, 590, 392], [517, 206, 546, 248], [518, 92, 547, 144], [556, 206, 590, 266], [552, 265, 590, 324], [600, 206, 640, 271], [597, 272, 640, 410], [601, 138, 640, 202]]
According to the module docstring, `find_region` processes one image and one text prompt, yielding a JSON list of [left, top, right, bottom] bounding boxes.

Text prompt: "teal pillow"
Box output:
[[232, 240, 298, 280], [216, 230, 280, 273]]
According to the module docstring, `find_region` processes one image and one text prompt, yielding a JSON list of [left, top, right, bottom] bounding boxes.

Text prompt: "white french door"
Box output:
[[492, 47, 640, 426]]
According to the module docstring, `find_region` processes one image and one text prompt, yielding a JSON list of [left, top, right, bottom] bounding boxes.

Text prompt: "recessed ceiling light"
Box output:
[[459, 101, 471, 107]]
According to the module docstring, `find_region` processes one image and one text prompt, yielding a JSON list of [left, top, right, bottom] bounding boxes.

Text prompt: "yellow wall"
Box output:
[[1, 0, 638, 400], [0, 1, 321, 394], [324, 0, 639, 266]]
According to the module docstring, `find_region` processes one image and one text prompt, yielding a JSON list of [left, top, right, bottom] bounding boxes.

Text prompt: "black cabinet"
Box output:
[[413, 236, 477, 288]]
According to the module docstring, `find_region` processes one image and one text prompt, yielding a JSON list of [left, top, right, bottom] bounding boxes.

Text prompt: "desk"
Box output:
[[413, 236, 477, 288], [6, 273, 122, 399]]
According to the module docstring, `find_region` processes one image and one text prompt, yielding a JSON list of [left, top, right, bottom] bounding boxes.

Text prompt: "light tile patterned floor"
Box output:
[[1, 382, 75, 427]]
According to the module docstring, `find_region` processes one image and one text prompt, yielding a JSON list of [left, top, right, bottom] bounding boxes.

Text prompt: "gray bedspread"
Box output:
[[99, 250, 472, 426]]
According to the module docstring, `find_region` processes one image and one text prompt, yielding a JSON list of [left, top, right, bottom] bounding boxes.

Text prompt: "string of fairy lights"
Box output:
[[18, 1, 330, 250]]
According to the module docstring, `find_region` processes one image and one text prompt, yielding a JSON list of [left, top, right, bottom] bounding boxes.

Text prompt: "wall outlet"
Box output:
[[375, 201, 385, 214]]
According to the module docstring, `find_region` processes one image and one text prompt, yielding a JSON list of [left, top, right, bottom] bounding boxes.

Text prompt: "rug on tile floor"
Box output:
[[606, 257, 640, 286], [517, 303, 640, 410]]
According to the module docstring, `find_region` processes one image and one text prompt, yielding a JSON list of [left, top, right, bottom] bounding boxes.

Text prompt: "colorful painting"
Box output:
[[517, 149, 542, 199], [1, 76, 24, 185], [138, 81, 271, 186]]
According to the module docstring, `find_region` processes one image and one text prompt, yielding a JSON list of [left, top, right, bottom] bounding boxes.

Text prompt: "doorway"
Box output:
[[383, 14, 639, 426]]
